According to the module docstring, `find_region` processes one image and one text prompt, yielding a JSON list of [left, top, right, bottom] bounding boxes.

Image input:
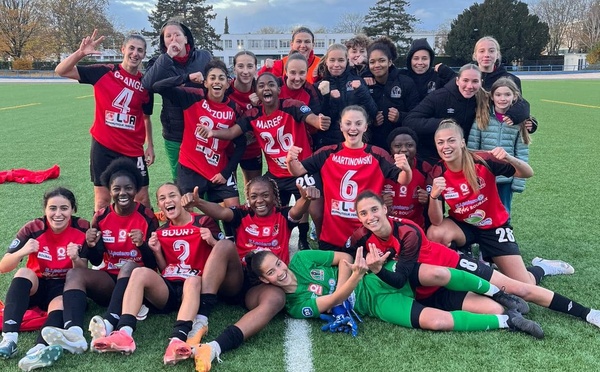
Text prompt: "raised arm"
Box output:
[[315, 247, 368, 313], [286, 145, 308, 176], [55, 29, 105, 80], [181, 186, 235, 222], [289, 183, 320, 221]]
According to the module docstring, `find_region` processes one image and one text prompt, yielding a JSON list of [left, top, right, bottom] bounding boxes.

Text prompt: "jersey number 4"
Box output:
[[112, 88, 134, 114]]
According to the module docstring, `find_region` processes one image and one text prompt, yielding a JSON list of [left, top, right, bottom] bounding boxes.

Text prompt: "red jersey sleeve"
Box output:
[[7, 219, 45, 254]]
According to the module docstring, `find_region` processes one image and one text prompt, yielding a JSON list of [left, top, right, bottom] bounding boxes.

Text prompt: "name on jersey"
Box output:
[[105, 111, 136, 131], [201, 100, 234, 120], [114, 70, 144, 92], [454, 194, 488, 215], [331, 154, 372, 166], [255, 115, 282, 129], [160, 228, 195, 237], [331, 200, 357, 219]]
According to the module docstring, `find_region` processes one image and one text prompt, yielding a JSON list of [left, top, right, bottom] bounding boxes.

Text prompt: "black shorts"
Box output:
[[90, 139, 149, 187], [453, 255, 494, 281], [318, 240, 345, 252], [266, 172, 323, 207], [30, 279, 65, 311], [239, 155, 262, 171], [416, 287, 468, 312], [450, 217, 521, 261], [177, 163, 239, 203], [144, 278, 185, 314], [219, 267, 261, 307]]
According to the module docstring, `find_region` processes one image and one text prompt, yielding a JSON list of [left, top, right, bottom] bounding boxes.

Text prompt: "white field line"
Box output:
[[284, 194, 314, 372]]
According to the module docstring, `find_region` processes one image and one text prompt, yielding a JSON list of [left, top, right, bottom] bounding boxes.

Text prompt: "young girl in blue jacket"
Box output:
[[467, 77, 531, 215]]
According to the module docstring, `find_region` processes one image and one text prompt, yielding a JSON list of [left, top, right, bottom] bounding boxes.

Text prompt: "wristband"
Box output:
[[430, 194, 440, 200]]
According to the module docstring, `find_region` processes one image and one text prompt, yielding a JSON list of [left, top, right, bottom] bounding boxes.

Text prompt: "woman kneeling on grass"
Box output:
[[350, 190, 600, 330], [248, 246, 544, 338], [0, 188, 89, 371], [91, 182, 240, 367], [182, 176, 319, 372]]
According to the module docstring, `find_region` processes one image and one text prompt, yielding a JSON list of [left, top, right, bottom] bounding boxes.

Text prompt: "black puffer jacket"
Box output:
[[401, 38, 456, 102], [142, 22, 212, 142], [314, 65, 378, 149]]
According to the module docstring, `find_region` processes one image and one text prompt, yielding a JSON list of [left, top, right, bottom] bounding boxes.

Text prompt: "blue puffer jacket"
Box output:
[[467, 109, 529, 192]]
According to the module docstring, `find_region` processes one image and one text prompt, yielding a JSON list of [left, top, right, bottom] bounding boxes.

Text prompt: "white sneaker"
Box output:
[[586, 309, 600, 328], [41, 327, 87, 354], [25, 344, 46, 356], [88, 316, 108, 352], [532, 257, 575, 276], [136, 304, 149, 321]]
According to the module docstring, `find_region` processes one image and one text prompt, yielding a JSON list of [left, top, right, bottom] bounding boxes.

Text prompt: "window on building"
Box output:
[[264, 39, 277, 49], [224, 40, 233, 49], [279, 39, 290, 49], [249, 40, 262, 49], [315, 39, 325, 48], [237, 39, 244, 48], [228, 56, 234, 66]]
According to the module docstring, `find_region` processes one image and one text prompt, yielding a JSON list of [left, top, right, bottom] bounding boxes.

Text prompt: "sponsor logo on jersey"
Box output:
[[454, 195, 489, 215], [331, 200, 357, 219], [310, 269, 324, 281], [464, 209, 492, 227], [103, 230, 115, 243], [299, 105, 311, 113], [56, 247, 67, 260], [308, 283, 323, 296], [398, 185, 408, 197], [390, 86, 402, 98], [460, 183, 470, 195], [302, 307, 313, 317], [262, 227, 271, 236], [118, 229, 128, 243], [108, 250, 139, 258], [447, 108, 455, 114], [255, 115, 283, 129], [328, 278, 336, 293], [105, 111, 136, 131], [37, 247, 52, 261], [9, 238, 20, 250], [331, 154, 372, 166], [245, 224, 260, 236]]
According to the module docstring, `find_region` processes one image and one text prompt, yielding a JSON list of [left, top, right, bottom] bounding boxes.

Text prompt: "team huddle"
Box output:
[[2, 19, 600, 372]]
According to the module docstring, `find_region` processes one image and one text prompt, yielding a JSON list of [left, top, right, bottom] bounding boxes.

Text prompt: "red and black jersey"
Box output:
[[225, 80, 262, 160], [153, 84, 243, 179], [429, 152, 515, 229], [349, 216, 459, 299], [383, 158, 431, 228], [77, 64, 153, 157], [8, 217, 89, 279], [82, 203, 158, 275], [301, 143, 401, 247], [238, 98, 313, 178], [156, 213, 221, 281], [229, 206, 298, 265]]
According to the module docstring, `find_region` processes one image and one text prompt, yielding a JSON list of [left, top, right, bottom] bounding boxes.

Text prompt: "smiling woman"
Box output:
[[54, 30, 154, 212]]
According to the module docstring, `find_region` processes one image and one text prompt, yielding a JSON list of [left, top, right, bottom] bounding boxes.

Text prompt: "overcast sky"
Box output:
[[109, 0, 527, 35]]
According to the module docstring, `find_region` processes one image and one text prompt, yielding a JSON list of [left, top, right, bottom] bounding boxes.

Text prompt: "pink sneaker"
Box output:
[[91, 330, 136, 354], [163, 338, 192, 365]]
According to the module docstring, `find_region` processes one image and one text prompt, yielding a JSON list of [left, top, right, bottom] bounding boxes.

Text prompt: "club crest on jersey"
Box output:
[[390, 86, 402, 98], [427, 81, 437, 93], [346, 82, 354, 91], [310, 269, 324, 281], [477, 176, 486, 189], [299, 105, 311, 114], [9, 239, 20, 250], [302, 307, 313, 317]]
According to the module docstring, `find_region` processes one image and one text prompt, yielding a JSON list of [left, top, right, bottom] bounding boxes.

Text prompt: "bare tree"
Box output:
[[532, 0, 584, 54], [0, 0, 45, 58], [333, 12, 366, 34], [434, 19, 451, 55], [254, 26, 289, 34], [579, 0, 600, 51]]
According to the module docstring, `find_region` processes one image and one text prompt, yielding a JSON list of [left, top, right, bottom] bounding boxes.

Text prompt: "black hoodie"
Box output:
[[141, 21, 213, 142], [401, 38, 456, 102], [480, 62, 522, 92]]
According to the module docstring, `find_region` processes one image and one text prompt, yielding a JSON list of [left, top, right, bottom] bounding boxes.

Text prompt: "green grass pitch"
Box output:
[[0, 78, 599, 371]]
